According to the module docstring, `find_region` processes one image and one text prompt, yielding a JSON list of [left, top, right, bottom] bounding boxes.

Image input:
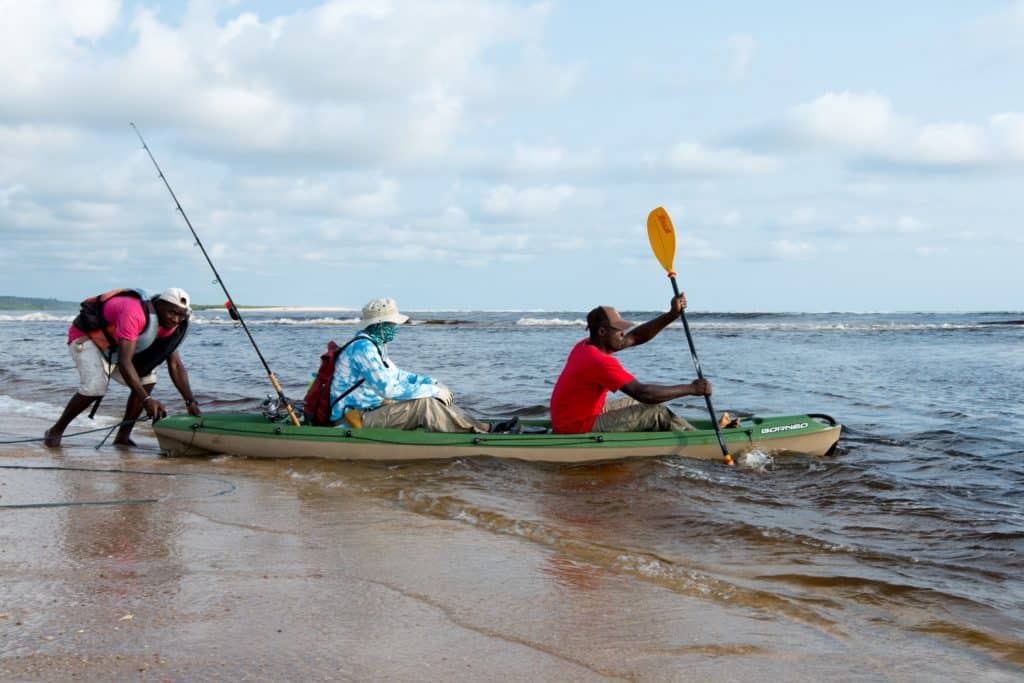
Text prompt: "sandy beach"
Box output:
[[3, 405, 1017, 682]]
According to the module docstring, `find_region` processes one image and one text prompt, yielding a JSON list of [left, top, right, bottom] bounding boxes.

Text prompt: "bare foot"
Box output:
[[43, 428, 62, 448], [113, 438, 138, 448]]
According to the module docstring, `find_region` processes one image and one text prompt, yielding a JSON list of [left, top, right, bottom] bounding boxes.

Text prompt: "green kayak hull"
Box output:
[[154, 413, 841, 464]]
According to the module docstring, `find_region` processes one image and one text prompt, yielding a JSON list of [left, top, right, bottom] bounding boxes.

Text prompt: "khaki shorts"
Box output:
[[360, 397, 488, 433], [69, 338, 158, 397], [592, 396, 694, 433]]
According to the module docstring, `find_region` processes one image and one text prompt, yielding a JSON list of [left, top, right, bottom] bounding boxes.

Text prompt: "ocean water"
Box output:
[[1, 307, 1022, 674]]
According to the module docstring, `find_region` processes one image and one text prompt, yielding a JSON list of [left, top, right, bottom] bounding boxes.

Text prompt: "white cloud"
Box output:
[[726, 34, 756, 81], [1, 3, 1022, 310], [897, 215, 924, 234], [843, 181, 885, 197], [306, 220, 534, 268], [425, 205, 470, 230], [989, 112, 1024, 157], [838, 214, 925, 235], [791, 91, 1024, 168], [969, 1, 1024, 49], [0, 124, 81, 156], [481, 183, 576, 218], [908, 122, 991, 165], [788, 207, 820, 226], [665, 142, 781, 175], [0, 0, 570, 166], [771, 239, 815, 260], [227, 173, 401, 218], [338, 179, 400, 218], [64, 0, 122, 40], [777, 209, 923, 239], [792, 91, 897, 148], [680, 235, 724, 261], [510, 144, 601, 173], [719, 210, 742, 228], [844, 215, 879, 235], [0, 185, 25, 208]]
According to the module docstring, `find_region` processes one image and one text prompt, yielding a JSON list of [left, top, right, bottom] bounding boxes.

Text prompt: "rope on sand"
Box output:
[[0, 416, 150, 447], [0, 464, 236, 509]]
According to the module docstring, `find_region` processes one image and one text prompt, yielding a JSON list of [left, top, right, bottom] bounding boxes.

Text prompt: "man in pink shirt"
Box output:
[[550, 294, 711, 434], [44, 287, 202, 448]]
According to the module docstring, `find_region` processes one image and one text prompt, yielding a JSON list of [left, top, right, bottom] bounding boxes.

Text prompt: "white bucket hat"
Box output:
[[361, 297, 408, 327], [156, 287, 192, 312]]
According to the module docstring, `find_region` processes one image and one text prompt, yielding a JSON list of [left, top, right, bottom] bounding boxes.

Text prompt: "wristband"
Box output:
[[184, 398, 197, 406]]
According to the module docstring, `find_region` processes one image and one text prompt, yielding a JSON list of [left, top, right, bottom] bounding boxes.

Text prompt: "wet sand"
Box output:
[[1, 414, 1016, 682]]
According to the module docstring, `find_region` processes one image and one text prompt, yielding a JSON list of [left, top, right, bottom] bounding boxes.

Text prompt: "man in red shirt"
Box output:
[[44, 287, 202, 448], [550, 293, 711, 434]]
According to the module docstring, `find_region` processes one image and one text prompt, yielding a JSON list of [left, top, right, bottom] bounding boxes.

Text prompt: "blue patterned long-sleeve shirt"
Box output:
[[329, 336, 443, 426]]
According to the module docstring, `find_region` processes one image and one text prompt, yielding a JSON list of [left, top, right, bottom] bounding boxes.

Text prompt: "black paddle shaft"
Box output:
[[669, 276, 730, 457]]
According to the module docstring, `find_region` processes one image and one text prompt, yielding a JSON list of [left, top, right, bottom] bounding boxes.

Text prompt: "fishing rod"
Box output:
[[130, 122, 302, 427]]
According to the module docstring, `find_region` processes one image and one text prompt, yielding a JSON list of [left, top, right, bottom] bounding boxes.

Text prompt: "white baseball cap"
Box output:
[[156, 287, 192, 312], [360, 297, 408, 327]]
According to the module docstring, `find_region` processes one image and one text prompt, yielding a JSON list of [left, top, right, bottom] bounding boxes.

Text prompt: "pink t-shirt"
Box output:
[[550, 339, 636, 433], [68, 296, 177, 345]]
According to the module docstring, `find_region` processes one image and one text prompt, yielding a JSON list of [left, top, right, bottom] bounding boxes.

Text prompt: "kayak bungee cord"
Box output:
[[170, 420, 756, 448], [130, 123, 301, 427]]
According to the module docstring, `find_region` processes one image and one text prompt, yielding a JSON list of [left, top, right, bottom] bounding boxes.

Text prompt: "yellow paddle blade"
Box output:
[[647, 206, 676, 273]]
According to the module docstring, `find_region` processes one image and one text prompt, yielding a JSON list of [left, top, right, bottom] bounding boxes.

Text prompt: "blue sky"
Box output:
[[1, 0, 1022, 311]]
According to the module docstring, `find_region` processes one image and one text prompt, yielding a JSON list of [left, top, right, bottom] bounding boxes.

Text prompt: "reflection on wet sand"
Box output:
[[56, 467, 177, 569], [1, 425, 1021, 680]]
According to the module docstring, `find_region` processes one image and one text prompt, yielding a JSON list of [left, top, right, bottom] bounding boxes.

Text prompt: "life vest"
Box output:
[[72, 288, 189, 375], [74, 289, 155, 353]]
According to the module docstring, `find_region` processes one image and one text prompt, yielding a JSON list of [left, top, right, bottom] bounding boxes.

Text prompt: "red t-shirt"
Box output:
[[67, 297, 177, 344], [550, 339, 636, 433]]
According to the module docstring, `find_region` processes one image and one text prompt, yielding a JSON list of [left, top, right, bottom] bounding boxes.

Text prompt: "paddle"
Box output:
[[647, 206, 734, 466]]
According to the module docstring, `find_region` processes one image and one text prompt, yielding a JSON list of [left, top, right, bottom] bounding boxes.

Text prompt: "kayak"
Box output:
[[153, 412, 841, 464]]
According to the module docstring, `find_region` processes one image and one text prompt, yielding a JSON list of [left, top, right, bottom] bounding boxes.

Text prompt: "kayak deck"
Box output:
[[154, 413, 841, 464]]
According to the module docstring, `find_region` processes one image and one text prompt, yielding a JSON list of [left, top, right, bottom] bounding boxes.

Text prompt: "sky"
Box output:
[[1, 0, 1022, 312]]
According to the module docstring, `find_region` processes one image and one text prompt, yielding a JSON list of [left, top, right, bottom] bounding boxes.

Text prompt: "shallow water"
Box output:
[[1, 308, 1022, 678]]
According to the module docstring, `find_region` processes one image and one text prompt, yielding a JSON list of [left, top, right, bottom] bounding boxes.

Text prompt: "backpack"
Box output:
[[302, 336, 386, 427]]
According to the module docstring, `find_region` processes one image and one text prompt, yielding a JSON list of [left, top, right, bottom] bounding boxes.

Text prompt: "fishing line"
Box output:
[[130, 122, 301, 427], [0, 464, 237, 509]]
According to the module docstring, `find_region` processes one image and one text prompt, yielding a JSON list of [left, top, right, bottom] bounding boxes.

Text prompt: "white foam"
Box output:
[[695, 321, 983, 332], [195, 316, 361, 326], [738, 449, 774, 472], [0, 312, 73, 322], [229, 307, 357, 313], [516, 317, 586, 327], [0, 394, 120, 427]]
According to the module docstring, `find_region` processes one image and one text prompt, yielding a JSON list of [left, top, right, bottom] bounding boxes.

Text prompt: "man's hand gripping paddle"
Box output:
[[647, 206, 734, 466]]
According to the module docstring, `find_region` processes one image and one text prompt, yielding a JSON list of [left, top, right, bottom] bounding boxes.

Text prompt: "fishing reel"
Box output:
[[261, 394, 302, 423]]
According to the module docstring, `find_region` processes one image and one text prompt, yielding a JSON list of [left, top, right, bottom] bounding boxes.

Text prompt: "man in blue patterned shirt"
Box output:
[[329, 298, 518, 433]]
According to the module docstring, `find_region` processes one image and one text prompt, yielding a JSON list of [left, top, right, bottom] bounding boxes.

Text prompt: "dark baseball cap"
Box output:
[[586, 306, 633, 332]]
